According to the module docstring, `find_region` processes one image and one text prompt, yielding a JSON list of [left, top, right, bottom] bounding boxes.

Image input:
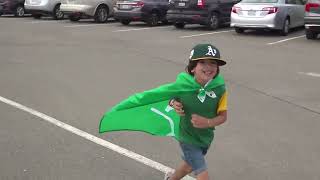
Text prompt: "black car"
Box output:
[[167, 0, 237, 29], [114, 0, 170, 26], [0, 0, 25, 17]]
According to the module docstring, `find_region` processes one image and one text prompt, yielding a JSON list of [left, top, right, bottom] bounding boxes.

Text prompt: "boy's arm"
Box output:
[[191, 92, 228, 128], [209, 91, 228, 127], [208, 110, 227, 127], [191, 111, 227, 128]]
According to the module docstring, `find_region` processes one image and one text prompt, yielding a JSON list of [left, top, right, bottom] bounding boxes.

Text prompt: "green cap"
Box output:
[[189, 44, 226, 66]]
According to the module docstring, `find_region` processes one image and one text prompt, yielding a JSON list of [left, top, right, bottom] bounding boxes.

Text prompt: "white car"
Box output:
[[231, 0, 305, 35], [24, 0, 64, 19], [60, 0, 116, 23]]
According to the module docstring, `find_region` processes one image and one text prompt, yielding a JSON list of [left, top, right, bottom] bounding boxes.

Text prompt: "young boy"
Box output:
[[165, 44, 228, 180]]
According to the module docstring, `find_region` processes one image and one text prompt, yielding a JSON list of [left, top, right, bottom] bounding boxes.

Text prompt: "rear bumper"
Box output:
[[24, 4, 52, 13], [305, 17, 320, 32], [230, 12, 278, 29], [27, 9, 52, 15], [60, 4, 95, 17], [114, 9, 146, 21], [305, 24, 320, 32], [166, 9, 208, 24], [304, 17, 320, 25]]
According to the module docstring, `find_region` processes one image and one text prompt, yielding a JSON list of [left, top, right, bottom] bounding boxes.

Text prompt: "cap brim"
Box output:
[[191, 57, 227, 66]]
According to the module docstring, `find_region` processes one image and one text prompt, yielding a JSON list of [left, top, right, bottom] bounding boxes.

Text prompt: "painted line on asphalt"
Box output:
[[113, 26, 169, 32], [64, 24, 110, 28], [0, 95, 194, 180], [179, 30, 234, 38], [299, 72, 320, 77], [25, 20, 67, 24], [267, 35, 305, 45]]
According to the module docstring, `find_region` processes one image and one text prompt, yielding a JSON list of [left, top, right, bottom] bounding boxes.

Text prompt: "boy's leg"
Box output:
[[196, 170, 209, 180], [178, 142, 209, 180], [169, 160, 192, 180]]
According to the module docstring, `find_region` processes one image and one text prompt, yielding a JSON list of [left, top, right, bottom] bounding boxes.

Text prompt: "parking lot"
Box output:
[[1, 15, 320, 180]]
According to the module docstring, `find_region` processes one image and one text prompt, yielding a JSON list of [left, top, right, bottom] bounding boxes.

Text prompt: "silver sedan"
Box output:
[[230, 0, 305, 35]]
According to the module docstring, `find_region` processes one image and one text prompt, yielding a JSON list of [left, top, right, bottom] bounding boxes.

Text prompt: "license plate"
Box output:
[[248, 10, 256, 16], [120, 4, 131, 9], [178, 2, 185, 6]]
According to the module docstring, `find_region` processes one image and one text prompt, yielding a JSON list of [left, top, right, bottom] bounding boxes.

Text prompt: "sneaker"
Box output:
[[164, 171, 173, 180]]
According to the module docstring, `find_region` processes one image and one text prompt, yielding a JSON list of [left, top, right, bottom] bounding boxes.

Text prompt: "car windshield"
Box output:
[[241, 0, 278, 3]]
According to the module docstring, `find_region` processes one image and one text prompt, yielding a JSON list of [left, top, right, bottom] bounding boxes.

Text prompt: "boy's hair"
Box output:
[[185, 60, 220, 78]]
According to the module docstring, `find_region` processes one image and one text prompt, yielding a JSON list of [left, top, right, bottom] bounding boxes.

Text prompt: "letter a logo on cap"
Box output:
[[206, 46, 217, 57]]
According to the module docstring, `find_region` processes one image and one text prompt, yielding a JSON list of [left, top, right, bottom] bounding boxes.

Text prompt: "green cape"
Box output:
[[99, 72, 225, 139]]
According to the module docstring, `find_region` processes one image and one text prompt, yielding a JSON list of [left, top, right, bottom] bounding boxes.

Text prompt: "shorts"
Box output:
[[179, 142, 208, 175]]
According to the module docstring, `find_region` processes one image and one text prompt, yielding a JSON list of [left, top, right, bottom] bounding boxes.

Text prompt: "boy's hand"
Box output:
[[170, 100, 185, 116], [191, 114, 210, 128]]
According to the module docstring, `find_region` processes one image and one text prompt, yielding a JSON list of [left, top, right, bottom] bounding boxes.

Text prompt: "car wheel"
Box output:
[[146, 12, 159, 26], [207, 12, 219, 30], [121, 20, 131, 25], [174, 22, 185, 29], [94, 6, 108, 23], [235, 27, 244, 34], [306, 29, 318, 40], [15, 6, 25, 17], [280, 18, 290, 36], [53, 4, 64, 20], [69, 15, 81, 22], [32, 14, 42, 19]]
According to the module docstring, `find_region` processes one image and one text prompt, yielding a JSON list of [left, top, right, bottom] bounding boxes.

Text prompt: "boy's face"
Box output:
[[192, 59, 218, 86]]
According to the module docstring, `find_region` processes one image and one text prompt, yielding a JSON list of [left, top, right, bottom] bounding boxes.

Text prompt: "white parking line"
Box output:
[[25, 21, 66, 24], [299, 72, 320, 77], [179, 30, 234, 38], [64, 24, 109, 28], [0, 96, 194, 180], [267, 35, 305, 45], [113, 26, 169, 32]]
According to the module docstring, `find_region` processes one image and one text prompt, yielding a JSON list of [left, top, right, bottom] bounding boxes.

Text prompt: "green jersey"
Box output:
[[177, 85, 226, 148]]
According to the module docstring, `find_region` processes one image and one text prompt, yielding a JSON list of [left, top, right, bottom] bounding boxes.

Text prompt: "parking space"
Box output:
[[1, 16, 320, 180]]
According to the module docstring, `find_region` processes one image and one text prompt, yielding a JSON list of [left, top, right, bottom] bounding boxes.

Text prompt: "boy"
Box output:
[[165, 44, 228, 180]]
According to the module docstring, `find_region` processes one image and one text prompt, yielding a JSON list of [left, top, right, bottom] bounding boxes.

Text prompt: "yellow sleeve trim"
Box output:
[[217, 92, 227, 113]]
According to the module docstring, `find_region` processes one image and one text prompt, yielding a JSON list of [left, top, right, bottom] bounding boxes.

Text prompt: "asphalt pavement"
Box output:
[[0, 16, 320, 180]]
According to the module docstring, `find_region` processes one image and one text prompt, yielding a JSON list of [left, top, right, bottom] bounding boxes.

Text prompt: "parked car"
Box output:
[[24, 0, 64, 19], [60, 0, 116, 23], [0, 0, 26, 17], [114, 0, 169, 26], [304, 0, 320, 39], [231, 0, 305, 36], [166, 0, 237, 30]]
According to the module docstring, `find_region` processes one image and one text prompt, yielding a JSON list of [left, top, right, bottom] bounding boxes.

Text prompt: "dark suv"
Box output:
[[167, 0, 237, 29], [0, 0, 25, 17], [114, 0, 170, 26]]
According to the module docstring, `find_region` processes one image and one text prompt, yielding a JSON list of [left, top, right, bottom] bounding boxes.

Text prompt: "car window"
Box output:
[[295, 0, 303, 4], [241, 0, 278, 3], [300, 0, 307, 4], [285, 0, 296, 4]]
